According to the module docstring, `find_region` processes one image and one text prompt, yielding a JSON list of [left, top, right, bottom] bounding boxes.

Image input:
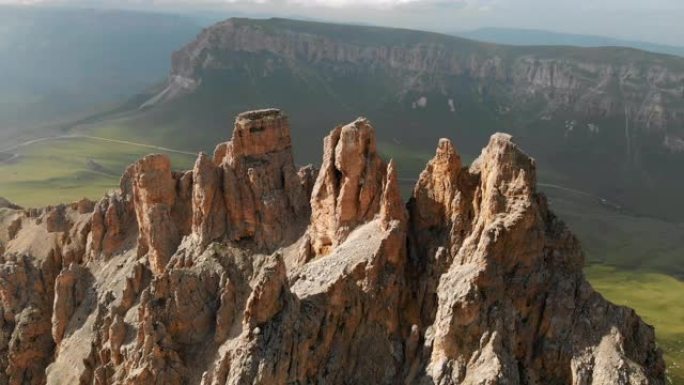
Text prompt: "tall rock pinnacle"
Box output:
[[211, 108, 310, 250], [307, 118, 391, 256], [132, 154, 181, 275]]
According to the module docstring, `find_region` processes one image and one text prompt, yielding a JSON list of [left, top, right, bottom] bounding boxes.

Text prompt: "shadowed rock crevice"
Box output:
[[0, 109, 665, 385]]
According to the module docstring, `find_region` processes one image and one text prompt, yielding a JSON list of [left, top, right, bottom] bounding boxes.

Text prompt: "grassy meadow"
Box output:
[[0, 137, 196, 208]]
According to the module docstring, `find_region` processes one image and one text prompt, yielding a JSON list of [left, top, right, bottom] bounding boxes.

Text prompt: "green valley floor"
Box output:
[[0, 136, 195, 207]]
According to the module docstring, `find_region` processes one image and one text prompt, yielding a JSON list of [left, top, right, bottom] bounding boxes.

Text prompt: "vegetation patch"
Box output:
[[0, 137, 195, 208]]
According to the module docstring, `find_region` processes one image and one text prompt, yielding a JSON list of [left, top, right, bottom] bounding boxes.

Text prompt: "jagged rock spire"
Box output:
[[211, 108, 310, 250], [308, 117, 388, 256], [191, 152, 225, 246], [131, 154, 181, 276]]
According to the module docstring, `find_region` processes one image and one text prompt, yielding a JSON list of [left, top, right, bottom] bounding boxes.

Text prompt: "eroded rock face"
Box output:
[[191, 152, 226, 247], [0, 110, 665, 385], [212, 109, 310, 251], [132, 154, 182, 276], [407, 133, 663, 384], [308, 118, 390, 256]]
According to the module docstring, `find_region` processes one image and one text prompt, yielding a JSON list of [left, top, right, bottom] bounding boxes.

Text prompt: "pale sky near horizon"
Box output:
[[1, 0, 683, 46]]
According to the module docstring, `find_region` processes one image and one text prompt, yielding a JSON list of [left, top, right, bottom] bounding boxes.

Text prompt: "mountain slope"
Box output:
[[85, 17, 684, 223], [0, 6, 202, 144], [456, 28, 684, 58], [0, 110, 665, 385]]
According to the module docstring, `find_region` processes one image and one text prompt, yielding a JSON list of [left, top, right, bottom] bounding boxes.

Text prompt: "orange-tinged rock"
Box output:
[[213, 109, 309, 251], [231, 108, 293, 157], [308, 118, 387, 256], [0, 111, 665, 385], [191, 152, 226, 246], [132, 154, 180, 275], [380, 159, 406, 230]]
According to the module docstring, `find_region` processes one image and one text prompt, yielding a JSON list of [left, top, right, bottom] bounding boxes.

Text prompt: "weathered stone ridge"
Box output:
[[0, 109, 665, 385]]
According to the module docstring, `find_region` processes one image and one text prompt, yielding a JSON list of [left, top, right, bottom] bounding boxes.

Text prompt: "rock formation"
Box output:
[[132, 154, 182, 276], [307, 118, 390, 257], [0, 109, 665, 385], [211, 109, 310, 250]]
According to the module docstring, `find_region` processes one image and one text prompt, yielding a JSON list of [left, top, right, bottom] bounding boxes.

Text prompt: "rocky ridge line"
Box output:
[[0, 109, 665, 385]]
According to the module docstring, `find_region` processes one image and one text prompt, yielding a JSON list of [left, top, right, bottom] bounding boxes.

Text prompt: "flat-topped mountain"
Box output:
[[101, 17, 684, 223], [0, 109, 664, 384]]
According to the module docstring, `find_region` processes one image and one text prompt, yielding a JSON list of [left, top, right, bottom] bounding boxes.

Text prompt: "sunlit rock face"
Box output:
[[210, 108, 311, 251], [0, 110, 665, 385]]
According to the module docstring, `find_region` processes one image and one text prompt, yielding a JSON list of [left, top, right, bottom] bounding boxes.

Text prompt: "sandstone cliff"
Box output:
[[0, 109, 665, 384]]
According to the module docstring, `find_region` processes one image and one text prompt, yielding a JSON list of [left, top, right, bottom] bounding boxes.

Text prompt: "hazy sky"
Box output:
[[2, 0, 683, 46]]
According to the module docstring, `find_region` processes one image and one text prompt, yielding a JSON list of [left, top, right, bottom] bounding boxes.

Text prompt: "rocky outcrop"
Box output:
[[0, 254, 57, 385], [87, 193, 135, 260], [0, 110, 665, 385], [51, 263, 88, 344], [191, 152, 226, 246], [307, 118, 391, 256], [132, 154, 182, 276], [405, 133, 663, 384], [211, 109, 310, 251], [0, 201, 94, 385]]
